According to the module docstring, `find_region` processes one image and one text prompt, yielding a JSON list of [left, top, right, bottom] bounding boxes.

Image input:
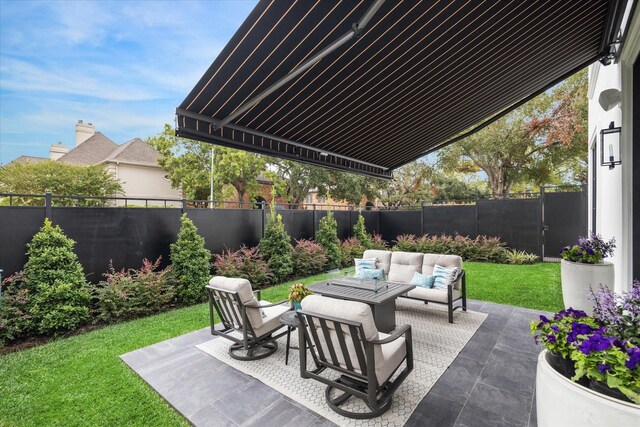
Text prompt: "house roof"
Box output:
[[176, 0, 627, 178], [8, 155, 48, 165], [57, 132, 118, 165], [58, 134, 161, 167], [102, 138, 161, 166]]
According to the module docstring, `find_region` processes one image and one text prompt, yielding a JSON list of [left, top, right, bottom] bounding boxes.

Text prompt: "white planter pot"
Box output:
[[536, 350, 640, 427], [560, 260, 614, 316]]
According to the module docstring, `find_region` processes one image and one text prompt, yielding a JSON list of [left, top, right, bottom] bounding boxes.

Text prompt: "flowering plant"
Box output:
[[589, 281, 640, 346], [560, 232, 615, 264], [530, 308, 599, 358], [570, 331, 640, 403], [287, 283, 312, 303]]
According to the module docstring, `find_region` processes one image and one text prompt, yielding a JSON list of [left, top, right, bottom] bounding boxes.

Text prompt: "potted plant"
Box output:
[[533, 281, 640, 427], [288, 283, 312, 312], [560, 232, 616, 315]]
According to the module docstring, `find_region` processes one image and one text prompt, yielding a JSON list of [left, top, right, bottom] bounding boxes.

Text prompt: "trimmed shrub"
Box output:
[[22, 219, 90, 335], [213, 246, 274, 289], [170, 214, 212, 305], [292, 239, 328, 277], [353, 213, 373, 249], [316, 210, 341, 270], [0, 272, 33, 345], [94, 257, 174, 322], [504, 249, 539, 264], [392, 233, 508, 262], [340, 237, 366, 268], [370, 233, 389, 250], [259, 207, 293, 282]]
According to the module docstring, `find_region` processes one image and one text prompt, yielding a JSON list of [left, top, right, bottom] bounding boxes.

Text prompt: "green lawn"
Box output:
[[0, 262, 561, 426]]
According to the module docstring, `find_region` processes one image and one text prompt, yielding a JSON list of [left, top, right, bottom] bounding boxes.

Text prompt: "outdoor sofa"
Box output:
[[362, 250, 467, 323]]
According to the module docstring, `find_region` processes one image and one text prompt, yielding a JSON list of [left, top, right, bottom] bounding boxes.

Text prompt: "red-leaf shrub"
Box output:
[[392, 233, 509, 262], [340, 237, 366, 268], [292, 239, 328, 277], [212, 246, 274, 289]]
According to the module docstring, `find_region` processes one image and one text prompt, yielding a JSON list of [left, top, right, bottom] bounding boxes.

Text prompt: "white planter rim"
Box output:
[[539, 350, 640, 409], [560, 259, 613, 267]]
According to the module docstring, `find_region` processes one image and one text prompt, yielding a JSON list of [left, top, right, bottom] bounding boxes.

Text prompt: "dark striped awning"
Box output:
[[176, 0, 626, 178]]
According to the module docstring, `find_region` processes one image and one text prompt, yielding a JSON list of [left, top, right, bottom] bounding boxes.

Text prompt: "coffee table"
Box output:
[[307, 278, 415, 333]]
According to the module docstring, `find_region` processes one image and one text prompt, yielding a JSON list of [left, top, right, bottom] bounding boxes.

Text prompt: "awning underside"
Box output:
[[177, 0, 615, 178]]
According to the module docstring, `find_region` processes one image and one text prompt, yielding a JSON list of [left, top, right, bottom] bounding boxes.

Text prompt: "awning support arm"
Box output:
[[215, 0, 386, 130]]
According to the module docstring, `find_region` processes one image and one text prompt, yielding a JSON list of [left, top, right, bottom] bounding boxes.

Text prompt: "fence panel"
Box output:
[[187, 208, 262, 254], [542, 191, 587, 259], [423, 205, 477, 237], [0, 207, 46, 280], [379, 211, 422, 243], [53, 207, 182, 280], [278, 209, 314, 241], [477, 199, 542, 256]]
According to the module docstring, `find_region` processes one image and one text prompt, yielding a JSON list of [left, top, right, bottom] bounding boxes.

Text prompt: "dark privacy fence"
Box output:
[[0, 190, 584, 282]]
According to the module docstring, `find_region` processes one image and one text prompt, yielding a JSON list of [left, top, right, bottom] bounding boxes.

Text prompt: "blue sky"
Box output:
[[0, 0, 257, 164]]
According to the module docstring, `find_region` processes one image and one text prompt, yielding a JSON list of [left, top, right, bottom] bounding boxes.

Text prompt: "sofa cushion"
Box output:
[[376, 332, 407, 384], [388, 252, 424, 283], [422, 254, 462, 275], [432, 264, 459, 289], [363, 250, 392, 275], [410, 271, 436, 288], [208, 276, 263, 329], [406, 286, 460, 303]]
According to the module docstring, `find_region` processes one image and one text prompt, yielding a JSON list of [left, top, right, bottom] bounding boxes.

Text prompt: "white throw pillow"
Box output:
[[432, 264, 459, 289]]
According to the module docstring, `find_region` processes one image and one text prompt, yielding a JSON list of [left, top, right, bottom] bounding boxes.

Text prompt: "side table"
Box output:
[[279, 310, 300, 365]]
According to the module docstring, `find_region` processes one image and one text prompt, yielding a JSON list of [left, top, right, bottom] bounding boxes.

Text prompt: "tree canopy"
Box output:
[[0, 161, 122, 205]]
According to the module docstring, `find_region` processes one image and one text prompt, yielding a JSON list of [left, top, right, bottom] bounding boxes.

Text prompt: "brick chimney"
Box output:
[[49, 143, 69, 160], [75, 120, 95, 146]]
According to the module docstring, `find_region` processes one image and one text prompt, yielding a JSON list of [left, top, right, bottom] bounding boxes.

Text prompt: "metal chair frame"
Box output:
[[206, 284, 289, 361], [400, 269, 467, 323], [297, 309, 413, 419]]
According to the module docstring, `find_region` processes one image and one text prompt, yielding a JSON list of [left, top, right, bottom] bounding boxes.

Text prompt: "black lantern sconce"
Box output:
[[600, 121, 622, 170]]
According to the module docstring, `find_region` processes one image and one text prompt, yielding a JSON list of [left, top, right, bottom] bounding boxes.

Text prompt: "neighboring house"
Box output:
[[48, 120, 181, 203], [587, 4, 638, 293]]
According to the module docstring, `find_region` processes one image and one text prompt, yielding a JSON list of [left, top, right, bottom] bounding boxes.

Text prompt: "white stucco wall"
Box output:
[[108, 162, 182, 206], [587, 7, 639, 292]]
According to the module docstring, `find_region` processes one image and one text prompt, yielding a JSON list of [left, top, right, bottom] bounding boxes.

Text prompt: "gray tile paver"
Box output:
[[121, 300, 545, 427]]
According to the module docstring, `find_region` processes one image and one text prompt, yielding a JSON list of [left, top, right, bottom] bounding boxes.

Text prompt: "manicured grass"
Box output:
[[465, 261, 562, 312], [0, 263, 560, 426]]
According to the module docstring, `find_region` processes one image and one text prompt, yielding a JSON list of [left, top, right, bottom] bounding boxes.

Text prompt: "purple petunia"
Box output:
[[597, 363, 611, 374], [626, 347, 640, 370], [546, 334, 557, 344], [578, 333, 615, 355], [566, 322, 597, 343], [550, 325, 559, 333]]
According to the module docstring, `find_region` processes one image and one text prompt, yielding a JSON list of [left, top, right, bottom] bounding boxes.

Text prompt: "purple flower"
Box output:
[[578, 333, 615, 355], [546, 334, 557, 344], [550, 325, 559, 333], [626, 347, 640, 370], [597, 363, 611, 374], [567, 322, 596, 343]]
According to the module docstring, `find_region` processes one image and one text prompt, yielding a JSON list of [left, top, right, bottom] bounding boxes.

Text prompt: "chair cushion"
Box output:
[[432, 265, 459, 289], [376, 332, 407, 384], [361, 268, 385, 280], [406, 286, 460, 303], [301, 295, 378, 340], [410, 272, 436, 288], [208, 276, 263, 329], [354, 258, 377, 278], [388, 252, 424, 283], [252, 301, 290, 338], [363, 250, 392, 275]]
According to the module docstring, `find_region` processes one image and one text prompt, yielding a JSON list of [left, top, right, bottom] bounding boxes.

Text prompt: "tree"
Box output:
[[353, 212, 373, 249], [316, 210, 341, 270], [320, 171, 386, 206], [23, 219, 90, 334], [377, 161, 435, 208], [0, 161, 122, 205], [266, 159, 330, 208], [438, 69, 589, 196], [170, 214, 212, 304], [148, 123, 267, 203], [258, 206, 293, 282]]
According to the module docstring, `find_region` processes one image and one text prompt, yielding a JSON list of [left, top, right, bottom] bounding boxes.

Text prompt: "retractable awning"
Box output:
[[176, 0, 626, 179]]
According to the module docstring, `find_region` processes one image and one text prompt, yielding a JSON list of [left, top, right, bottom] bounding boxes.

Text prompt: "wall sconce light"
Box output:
[[600, 121, 622, 170]]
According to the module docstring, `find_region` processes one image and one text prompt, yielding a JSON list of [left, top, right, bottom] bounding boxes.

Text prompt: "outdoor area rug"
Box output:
[[196, 299, 487, 426]]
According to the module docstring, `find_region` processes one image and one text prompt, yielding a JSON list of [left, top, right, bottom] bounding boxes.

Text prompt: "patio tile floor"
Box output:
[[121, 300, 549, 427]]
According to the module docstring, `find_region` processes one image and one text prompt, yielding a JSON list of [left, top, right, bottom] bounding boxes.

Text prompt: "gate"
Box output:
[[541, 185, 588, 260]]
